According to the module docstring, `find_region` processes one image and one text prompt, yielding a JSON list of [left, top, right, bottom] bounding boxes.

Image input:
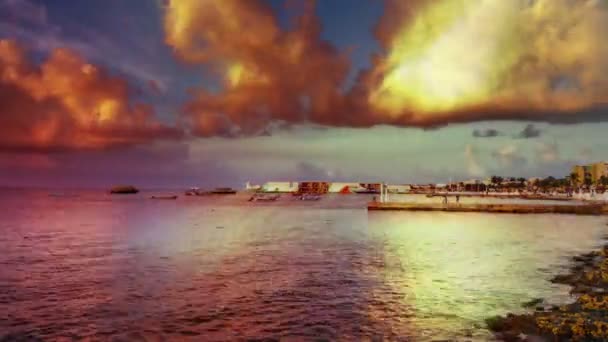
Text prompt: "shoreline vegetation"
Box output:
[[487, 235, 608, 341]]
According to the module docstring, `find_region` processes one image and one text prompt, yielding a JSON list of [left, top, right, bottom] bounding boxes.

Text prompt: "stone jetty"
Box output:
[[367, 202, 608, 215]]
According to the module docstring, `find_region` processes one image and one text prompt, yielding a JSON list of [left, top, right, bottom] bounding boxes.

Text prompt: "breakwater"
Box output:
[[368, 202, 608, 215]]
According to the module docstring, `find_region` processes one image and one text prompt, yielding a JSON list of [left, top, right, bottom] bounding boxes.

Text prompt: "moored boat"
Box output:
[[354, 189, 380, 194], [248, 193, 280, 202], [150, 195, 178, 200], [297, 194, 321, 201], [185, 187, 201, 196], [186, 187, 237, 196], [109, 185, 139, 194], [210, 187, 237, 194]]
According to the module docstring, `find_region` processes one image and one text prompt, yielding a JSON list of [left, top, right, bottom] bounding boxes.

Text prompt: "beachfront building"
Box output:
[[435, 183, 449, 191], [572, 165, 591, 185], [245, 181, 261, 191], [261, 181, 299, 193], [328, 182, 364, 193], [298, 181, 330, 194], [462, 179, 487, 192], [571, 163, 608, 185], [592, 162, 608, 184]]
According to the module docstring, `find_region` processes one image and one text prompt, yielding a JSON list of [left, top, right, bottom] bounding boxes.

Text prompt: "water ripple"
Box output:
[[1, 191, 607, 341]]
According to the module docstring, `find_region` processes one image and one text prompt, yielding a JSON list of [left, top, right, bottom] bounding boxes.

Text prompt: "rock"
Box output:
[[571, 284, 593, 294], [572, 264, 584, 272], [485, 315, 508, 331], [490, 246, 608, 341], [522, 298, 544, 308], [551, 274, 576, 284]]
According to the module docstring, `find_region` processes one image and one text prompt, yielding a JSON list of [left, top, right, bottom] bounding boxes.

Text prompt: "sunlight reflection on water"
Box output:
[[0, 190, 606, 341]]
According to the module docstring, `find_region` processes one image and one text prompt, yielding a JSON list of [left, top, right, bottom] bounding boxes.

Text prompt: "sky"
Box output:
[[0, 0, 607, 188]]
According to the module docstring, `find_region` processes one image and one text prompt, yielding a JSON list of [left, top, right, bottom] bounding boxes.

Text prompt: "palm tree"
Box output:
[[495, 176, 504, 187], [584, 177, 593, 188], [569, 172, 579, 186]]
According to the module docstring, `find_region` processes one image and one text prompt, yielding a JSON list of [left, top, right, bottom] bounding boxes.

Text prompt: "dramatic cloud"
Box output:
[[0, 39, 181, 151], [366, 0, 608, 125], [164, 0, 351, 136], [472, 128, 502, 138], [514, 124, 542, 139], [161, 0, 608, 136], [0, 0, 172, 91]]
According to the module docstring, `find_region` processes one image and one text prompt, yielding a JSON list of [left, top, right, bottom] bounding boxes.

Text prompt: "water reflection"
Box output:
[[0, 191, 607, 341], [366, 212, 607, 340]]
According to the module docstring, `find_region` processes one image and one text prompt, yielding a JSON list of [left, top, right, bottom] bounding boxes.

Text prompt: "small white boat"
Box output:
[[248, 194, 280, 202], [298, 194, 321, 201], [185, 187, 201, 196]]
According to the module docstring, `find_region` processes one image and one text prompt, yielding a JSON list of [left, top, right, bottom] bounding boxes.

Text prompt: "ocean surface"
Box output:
[[1, 189, 607, 341]]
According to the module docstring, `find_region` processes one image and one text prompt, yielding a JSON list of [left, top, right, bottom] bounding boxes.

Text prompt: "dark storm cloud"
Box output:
[[514, 124, 542, 139], [472, 128, 502, 138]]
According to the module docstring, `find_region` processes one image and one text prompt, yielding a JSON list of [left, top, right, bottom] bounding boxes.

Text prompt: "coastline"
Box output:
[[487, 234, 608, 341]]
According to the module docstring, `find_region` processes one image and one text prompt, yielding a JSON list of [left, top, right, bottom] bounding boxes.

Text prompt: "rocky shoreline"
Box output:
[[487, 235, 608, 341]]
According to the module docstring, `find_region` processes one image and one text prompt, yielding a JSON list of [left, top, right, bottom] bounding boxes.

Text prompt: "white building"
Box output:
[[245, 181, 261, 191], [261, 181, 299, 193]]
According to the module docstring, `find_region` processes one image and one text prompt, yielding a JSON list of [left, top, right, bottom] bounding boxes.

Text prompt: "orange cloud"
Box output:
[[164, 0, 352, 136], [164, 0, 608, 135], [365, 0, 608, 124], [0, 39, 182, 151]]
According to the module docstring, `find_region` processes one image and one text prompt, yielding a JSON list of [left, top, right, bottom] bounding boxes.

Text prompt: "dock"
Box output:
[[425, 193, 573, 201], [367, 202, 608, 215]]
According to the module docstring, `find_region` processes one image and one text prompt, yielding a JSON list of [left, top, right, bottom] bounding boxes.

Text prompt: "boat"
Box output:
[[248, 194, 280, 202], [354, 189, 380, 194], [210, 187, 237, 195], [186, 187, 237, 196], [185, 187, 201, 196], [48, 193, 79, 198], [150, 195, 178, 200], [297, 194, 321, 201], [109, 185, 139, 194]]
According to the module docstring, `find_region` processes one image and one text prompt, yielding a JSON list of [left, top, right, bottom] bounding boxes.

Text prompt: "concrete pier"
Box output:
[[367, 202, 608, 215], [424, 193, 573, 201]]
